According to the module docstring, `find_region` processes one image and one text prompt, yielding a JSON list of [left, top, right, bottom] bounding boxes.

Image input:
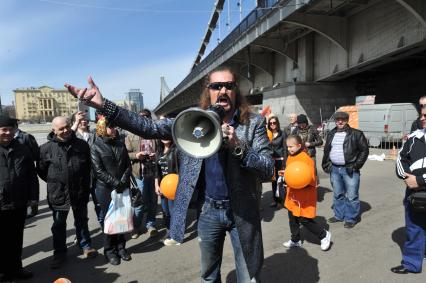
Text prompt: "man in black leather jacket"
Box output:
[[322, 111, 369, 228], [38, 116, 97, 269]]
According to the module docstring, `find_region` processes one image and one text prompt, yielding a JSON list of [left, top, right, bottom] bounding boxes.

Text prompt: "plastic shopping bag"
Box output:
[[104, 189, 134, 235], [276, 176, 287, 203]]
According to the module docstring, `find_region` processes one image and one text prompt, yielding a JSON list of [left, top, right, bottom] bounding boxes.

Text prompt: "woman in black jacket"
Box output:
[[154, 138, 179, 242], [91, 119, 132, 266], [267, 115, 286, 207]]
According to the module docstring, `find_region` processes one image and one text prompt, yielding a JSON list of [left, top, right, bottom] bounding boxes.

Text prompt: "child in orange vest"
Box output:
[[283, 135, 331, 251]]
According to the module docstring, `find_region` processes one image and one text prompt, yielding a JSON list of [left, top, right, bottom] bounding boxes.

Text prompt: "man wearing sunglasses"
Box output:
[[65, 65, 273, 282]]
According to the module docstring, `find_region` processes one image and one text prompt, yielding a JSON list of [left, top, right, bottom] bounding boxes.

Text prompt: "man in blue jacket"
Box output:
[[65, 65, 273, 282]]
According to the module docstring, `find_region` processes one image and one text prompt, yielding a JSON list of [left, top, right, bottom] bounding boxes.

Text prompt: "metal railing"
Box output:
[[159, 0, 285, 106]]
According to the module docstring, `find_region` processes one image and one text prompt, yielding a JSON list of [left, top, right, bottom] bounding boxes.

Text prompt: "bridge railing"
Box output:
[[160, 0, 285, 106]]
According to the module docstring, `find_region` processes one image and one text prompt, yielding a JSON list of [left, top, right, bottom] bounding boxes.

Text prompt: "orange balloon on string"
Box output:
[[54, 279, 72, 283], [284, 161, 312, 189], [267, 129, 273, 141], [160, 173, 179, 200]]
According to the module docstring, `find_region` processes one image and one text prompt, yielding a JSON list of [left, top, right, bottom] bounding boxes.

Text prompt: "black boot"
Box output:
[[105, 253, 120, 266]]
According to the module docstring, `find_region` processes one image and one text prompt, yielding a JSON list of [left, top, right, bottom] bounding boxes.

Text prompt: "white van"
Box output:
[[323, 103, 418, 146], [358, 103, 417, 146]]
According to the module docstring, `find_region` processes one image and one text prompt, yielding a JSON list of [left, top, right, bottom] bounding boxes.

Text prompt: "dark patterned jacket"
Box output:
[[100, 101, 274, 279]]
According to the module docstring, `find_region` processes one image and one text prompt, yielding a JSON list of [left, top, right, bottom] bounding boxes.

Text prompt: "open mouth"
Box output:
[[217, 96, 230, 107]]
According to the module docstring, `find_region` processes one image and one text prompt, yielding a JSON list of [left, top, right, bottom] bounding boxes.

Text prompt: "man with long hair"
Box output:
[[65, 65, 273, 282]]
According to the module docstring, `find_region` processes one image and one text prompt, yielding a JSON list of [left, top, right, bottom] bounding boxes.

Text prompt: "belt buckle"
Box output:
[[215, 200, 224, 209]]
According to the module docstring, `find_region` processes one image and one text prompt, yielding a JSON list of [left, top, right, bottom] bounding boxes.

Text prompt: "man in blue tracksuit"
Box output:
[[393, 107, 426, 274]]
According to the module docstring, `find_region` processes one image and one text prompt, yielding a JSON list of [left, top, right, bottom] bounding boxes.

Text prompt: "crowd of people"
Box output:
[[0, 65, 425, 282]]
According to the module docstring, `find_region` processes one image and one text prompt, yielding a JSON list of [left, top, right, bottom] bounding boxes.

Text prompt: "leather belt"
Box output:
[[205, 196, 230, 209]]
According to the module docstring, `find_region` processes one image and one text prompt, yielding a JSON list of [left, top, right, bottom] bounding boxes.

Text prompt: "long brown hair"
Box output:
[[199, 65, 251, 124], [267, 115, 281, 132]]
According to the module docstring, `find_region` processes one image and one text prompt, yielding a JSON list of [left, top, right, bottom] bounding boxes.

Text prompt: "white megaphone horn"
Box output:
[[172, 105, 225, 159]]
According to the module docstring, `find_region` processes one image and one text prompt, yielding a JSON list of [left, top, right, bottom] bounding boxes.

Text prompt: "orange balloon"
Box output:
[[267, 129, 273, 141], [54, 279, 72, 283], [284, 161, 312, 189], [160, 173, 179, 200]]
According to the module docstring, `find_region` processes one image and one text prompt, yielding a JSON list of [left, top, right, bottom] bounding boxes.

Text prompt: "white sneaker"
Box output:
[[320, 231, 331, 251], [282, 239, 302, 248], [147, 226, 158, 237], [131, 232, 141, 239], [163, 238, 181, 246]]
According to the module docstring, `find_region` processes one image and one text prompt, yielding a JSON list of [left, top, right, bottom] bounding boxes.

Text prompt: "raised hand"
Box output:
[[64, 76, 104, 109], [75, 111, 86, 122]]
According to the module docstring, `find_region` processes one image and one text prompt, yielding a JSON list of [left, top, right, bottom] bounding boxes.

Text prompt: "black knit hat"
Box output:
[[334, 111, 349, 120], [297, 114, 308, 124], [0, 115, 18, 127]]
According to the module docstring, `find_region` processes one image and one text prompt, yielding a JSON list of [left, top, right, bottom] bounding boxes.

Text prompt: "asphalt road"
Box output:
[[19, 149, 426, 283]]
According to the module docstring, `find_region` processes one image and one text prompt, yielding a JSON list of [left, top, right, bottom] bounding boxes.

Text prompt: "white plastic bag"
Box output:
[[104, 189, 134, 235]]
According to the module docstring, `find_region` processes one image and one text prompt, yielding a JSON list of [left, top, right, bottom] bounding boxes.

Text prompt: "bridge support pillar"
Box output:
[[262, 82, 356, 125]]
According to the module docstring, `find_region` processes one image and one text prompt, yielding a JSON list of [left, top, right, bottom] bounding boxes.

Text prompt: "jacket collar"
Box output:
[[48, 131, 76, 144], [333, 124, 351, 134], [409, 129, 426, 141], [228, 109, 240, 127]]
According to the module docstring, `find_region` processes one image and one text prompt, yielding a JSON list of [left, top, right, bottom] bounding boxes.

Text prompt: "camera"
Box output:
[[77, 99, 89, 113]]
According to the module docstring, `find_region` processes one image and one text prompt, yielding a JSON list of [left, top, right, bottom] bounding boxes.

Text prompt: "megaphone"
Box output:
[[172, 105, 225, 159]]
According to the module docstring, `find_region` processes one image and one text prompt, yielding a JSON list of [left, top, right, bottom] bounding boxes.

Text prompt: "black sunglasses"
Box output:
[[420, 104, 426, 108], [207, 81, 237, 91]]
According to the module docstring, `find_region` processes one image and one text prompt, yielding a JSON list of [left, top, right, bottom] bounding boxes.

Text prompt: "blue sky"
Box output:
[[0, 0, 255, 109]]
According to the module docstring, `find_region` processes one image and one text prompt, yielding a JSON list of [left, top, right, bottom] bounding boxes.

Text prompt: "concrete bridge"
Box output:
[[154, 0, 426, 125]]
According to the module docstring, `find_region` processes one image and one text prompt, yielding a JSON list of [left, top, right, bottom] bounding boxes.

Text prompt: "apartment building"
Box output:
[[14, 86, 78, 122]]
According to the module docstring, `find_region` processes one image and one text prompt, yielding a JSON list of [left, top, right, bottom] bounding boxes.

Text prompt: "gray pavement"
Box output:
[[19, 148, 426, 283]]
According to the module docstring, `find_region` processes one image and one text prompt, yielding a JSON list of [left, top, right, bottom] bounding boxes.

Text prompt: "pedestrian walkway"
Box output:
[[20, 151, 425, 282]]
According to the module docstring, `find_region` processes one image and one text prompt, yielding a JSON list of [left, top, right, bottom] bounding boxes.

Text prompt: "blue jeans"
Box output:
[[330, 165, 360, 223], [51, 204, 92, 254], [197, 201, 258, 283], [401, 191, 426, 272], [133, 176, 157, 230]]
